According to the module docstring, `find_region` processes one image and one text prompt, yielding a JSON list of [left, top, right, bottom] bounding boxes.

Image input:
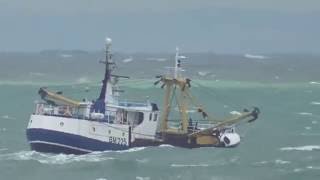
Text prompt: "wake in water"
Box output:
[[0, 147, 149, 165]]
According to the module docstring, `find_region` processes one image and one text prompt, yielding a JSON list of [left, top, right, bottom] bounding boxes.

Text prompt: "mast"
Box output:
[[98, 37, 113, 101], [157, 48, 190, 134]]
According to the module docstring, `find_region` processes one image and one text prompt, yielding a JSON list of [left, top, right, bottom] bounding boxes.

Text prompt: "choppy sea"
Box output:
[[0, 52, 320, 179]]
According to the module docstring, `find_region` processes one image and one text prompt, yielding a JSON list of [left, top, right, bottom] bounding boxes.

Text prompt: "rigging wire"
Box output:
[[192, 80, 246, 111]]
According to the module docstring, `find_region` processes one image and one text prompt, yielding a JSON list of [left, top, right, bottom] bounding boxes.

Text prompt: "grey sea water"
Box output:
[[0, 52, 320, 180]]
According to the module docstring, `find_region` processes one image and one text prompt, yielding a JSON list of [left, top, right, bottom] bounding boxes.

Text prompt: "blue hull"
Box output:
[[26, 128, 129, 154]]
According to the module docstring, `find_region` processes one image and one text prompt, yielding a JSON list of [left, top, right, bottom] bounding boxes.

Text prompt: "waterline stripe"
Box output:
[[29, 140, 93, 153]]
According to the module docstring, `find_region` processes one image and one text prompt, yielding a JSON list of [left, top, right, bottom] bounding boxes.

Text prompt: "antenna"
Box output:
[[174, 47, 187, 79]]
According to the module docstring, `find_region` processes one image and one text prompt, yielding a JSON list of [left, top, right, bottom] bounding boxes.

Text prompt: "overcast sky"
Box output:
[[0, 0, 319, 53]]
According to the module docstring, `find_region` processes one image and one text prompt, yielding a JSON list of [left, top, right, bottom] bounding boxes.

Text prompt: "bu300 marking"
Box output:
[[109, 136, 127, 146]]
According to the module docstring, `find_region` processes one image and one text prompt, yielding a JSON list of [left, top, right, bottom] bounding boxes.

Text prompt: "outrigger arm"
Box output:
[[188, 107, 260, 137]]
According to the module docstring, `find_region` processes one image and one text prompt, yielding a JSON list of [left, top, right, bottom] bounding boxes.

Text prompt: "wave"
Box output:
[[309, 81, 320, 85], [305, 126, 312, 130], [60, 54, 73, 58], [115, 147, 147, 153], [275, 159, 291, 165], [122, 57, 133, 63], [0, 151, 115, 164], [280, 145, 320, 151], [253, 159, 291, 166], [244, 54, 268, 60], [310, 101, 320, 105], [301, 133, 320, 136], [146, 57, 167, 62], [307, 166, 320, 170], [1, 115, 15, 120], [197, 71, 212, 77], [76, 77, 91, 84], [29, 72, 46, 77], [297, 112, 313, 116], [158, 144, 175, 148], [136, 177, 150, 180], [171, 163, 209, 168]]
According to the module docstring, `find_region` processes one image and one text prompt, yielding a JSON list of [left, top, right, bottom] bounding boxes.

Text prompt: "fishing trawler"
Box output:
[[26, 38, 260, 154]]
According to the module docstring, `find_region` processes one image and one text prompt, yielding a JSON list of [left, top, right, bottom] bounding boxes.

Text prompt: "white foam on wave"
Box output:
[[136, 158, 149, 163], [76, 77, 90, 84], [254, 159, 291, 166], [1, 115, 15, 120], [280, 145, 320, 151], [275, 159, 291, 165], [29, 72, 46, 77], [297, 112, 313, 116], [305, 126, 312, 130], [136, 176, 150, 180], [244, 54, 268, 60], [122, 57, 133, 63], [116, 147, 147, 153], [146, 57, 167, 62], [310, 101, 320, 105], [60, 54, 73, 58], [301, 133, 320, 136], [0, 151, 114, 164], [171, 163, 209, 167], [309, 81, 320, 85], [307, 166, 320, 170], [198, 71, 212, 77], [159, 144, 175, 148]]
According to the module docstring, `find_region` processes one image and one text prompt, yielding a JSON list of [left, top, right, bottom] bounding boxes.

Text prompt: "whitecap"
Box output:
[[136, 158, 149, 163], [297, 112, 313, 116], [116, 147, 147, 153], [159, 144, 175, 148], [310, 101, 320, 105], [275, 159, 291, 165], [312, 121, 318, 124], [301, 133, 320, 136], [96, 178, 107, 180], [305, 126, 312, 130], [253, 161, 268, 165], [306, 166, 320, 170], [136, 177, 150, 180], [171, 163, 209, 167], [146, 57, 167, 62], [0, 151, 114, 164], [280, 145, 320, 151], [122, 57, 133, 63], [29, 72, 46, 76], [76, 77, 90, 84], [1, 115, 15, 120], [309, 81, 320, 85], [244, 54, 268, 60], [60, 54, 73, 58], [198, 71, 210, 77], [293, 168, 303, 173]]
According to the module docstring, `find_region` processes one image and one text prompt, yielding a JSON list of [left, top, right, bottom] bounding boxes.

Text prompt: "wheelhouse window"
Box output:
[[136, 112, 144, 125], [153, 113, 158, 121]]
